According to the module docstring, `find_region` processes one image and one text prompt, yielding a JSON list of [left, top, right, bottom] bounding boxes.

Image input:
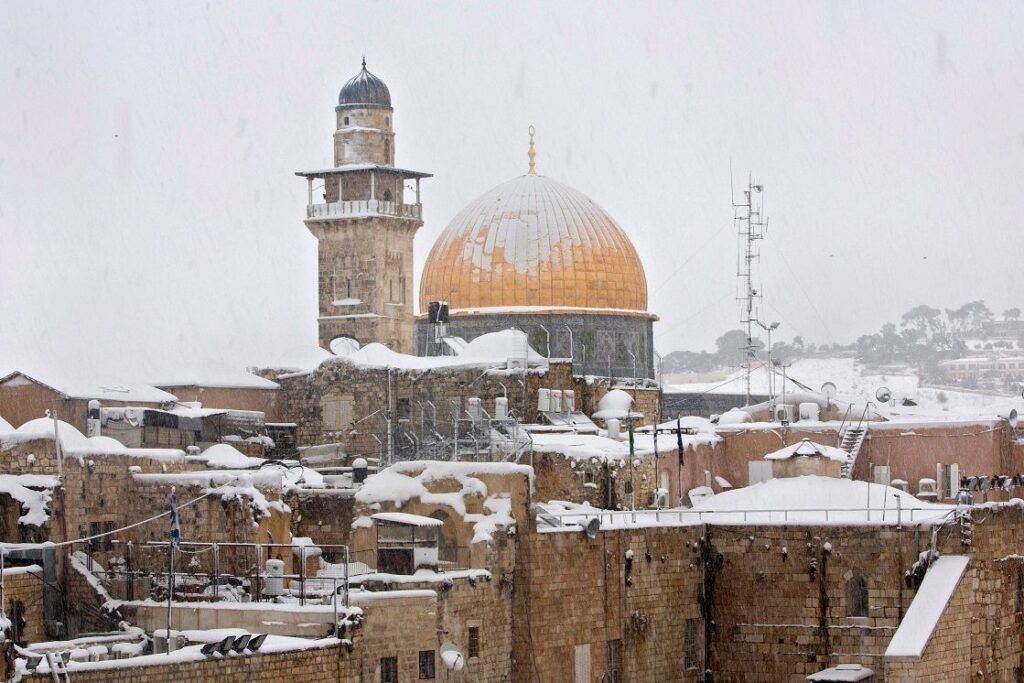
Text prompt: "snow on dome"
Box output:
[[717, 408, 753, 424], [592, 389, 636, 420], [7, 418, 89, 449], [689, 476, 952, 524], [79, 436, 128, 453], [457, 330, 544, 364], [764, 439, 850, 463], [419, 174, 649, 314], [0, 415, 13, 434], [189, 443, 265, 469]]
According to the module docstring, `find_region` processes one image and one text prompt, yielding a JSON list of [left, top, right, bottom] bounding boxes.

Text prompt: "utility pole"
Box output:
[[733, 175, 768, 406]]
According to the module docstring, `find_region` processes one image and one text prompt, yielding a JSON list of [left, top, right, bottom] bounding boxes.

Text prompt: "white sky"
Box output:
[[2, 2, 1023, 381]]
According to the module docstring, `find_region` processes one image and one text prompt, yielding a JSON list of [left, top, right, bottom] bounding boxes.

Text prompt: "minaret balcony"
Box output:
[[306, 199, 422, 221]]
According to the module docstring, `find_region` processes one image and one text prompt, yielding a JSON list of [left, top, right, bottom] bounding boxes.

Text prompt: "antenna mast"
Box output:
[[733, 174, 767, 406]]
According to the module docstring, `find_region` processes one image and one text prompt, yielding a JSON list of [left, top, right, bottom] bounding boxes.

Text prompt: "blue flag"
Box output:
[[169, 488, 181, 548]]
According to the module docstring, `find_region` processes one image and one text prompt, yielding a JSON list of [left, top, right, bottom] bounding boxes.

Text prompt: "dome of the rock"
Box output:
[[419, 174, 648, 313]]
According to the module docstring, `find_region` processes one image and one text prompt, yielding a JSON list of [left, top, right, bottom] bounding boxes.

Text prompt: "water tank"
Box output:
[[495, 397, 509, 420], [352, 458, 368, 484], [550, 390, 563, 413], [264, 559, 285, 597], [799, 403, 820, 421], [564, 390, 576, 412], [537, 388, 551, 412], [467, 397, 483, 420]]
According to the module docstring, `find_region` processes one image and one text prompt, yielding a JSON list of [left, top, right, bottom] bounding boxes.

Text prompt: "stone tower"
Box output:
[[297, 60, 431, 353]]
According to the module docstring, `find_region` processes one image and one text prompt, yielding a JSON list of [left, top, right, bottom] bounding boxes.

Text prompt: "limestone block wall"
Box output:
[[513, 526, 706, 683], [2, 566, 46, 644], [709, 524, 913, 681]]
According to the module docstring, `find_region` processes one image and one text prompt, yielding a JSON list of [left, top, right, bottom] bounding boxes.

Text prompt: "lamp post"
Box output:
[[756, 320, 780, 405]]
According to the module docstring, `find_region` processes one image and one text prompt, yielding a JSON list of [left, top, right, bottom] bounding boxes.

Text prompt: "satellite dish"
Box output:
[[821, 382, 837, 403], [875, 387, 892, 404], [329, 336, 360, 356], [582, 517, 601, 539], [1008, 408, 1019, 429]]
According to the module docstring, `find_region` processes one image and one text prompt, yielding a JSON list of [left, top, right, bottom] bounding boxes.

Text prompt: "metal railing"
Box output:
[[536, 503, 940, 528], [86, 541, 360, 610], [306, 200, 422, 220]]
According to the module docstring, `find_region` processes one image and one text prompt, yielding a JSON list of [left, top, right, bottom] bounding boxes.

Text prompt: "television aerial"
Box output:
[[875, 387, 892, 404]]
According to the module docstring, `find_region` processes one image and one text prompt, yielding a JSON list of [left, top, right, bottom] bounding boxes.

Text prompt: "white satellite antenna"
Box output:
[[1005, 408, 1019, 430], [875, 387, 892, 405], [821, 382, 837, 409]]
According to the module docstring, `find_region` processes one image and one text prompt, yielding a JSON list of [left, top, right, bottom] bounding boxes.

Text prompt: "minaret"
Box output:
[[297, 59, 431, 353]]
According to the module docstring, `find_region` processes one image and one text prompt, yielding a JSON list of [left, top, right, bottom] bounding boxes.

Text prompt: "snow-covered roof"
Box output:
[[371, 512, 444, 527], [0, 371, 177, 404], [764, 439, 850, 462], [0, 418, 182, 460], [885, 555, 969, 658], [153, 364, 279, 390], [269, 345, 336, 372], [688, 476, 952, 524], [186, 444, 265, 469], [807, 664, 875, 681]]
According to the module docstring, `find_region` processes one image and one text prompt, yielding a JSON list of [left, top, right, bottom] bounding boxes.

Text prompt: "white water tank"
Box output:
[[495, 397, 509, 420], [467, 396, 483, 420], [537, 388, 551, 412], [564, 390, 576, 412], [550, 390, 563, 413], [799, 403, 820, 421], [264, 559, 285, 597]]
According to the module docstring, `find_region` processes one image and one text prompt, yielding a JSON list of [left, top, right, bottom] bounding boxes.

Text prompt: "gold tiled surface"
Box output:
[[419, 174, 648, 312]]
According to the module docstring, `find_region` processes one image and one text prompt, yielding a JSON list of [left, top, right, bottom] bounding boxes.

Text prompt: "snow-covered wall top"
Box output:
[[884, 555, 970, 658]]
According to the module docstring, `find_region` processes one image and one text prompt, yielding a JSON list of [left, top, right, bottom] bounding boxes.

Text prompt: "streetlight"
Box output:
[[756, 320, 780, 404]]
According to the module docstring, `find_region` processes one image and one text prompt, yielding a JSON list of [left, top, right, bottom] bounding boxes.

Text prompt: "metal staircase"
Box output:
[[837, 404, 872, 478]]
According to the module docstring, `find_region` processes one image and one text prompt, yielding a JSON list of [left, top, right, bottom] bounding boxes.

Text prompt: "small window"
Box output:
[[684, 618, 698, 669], [847, 575, 869, 617], [468, 626, 480, 658], [418, 650, 436, 679], [344, 116, 349, 125], [380, 656, 398, 683], [606, 639, 622, 683], [385, 116, 390, 126]]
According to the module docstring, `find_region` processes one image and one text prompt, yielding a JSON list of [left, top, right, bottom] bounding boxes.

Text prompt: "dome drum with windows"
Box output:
[[417, 129, 657, 379]]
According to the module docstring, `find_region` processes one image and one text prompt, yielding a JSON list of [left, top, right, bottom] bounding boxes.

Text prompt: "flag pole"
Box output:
[[167, 486, 180, 654]]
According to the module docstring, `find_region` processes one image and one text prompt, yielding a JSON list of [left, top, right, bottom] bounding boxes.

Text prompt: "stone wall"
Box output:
[[2, 566, 47, 644], [0, 377, 165, 433], [155, 385, 281, 423], [513, 526, 706, 683], [279, 359, 661, 453]]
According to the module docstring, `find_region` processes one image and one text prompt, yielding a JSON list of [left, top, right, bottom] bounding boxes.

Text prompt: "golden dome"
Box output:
[[419, 174, 649, 314]]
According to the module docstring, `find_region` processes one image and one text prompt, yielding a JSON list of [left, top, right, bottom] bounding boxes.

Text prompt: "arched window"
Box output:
[[847, 575, 869, 617], [383, 189, 393, 202]]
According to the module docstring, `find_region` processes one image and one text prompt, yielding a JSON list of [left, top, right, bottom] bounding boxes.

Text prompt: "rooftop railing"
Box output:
[[306, 199, 422, 220]]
